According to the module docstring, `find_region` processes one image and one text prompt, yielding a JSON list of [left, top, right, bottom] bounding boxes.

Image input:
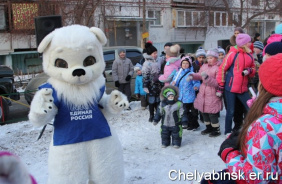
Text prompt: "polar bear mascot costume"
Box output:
[[28, 25, 128, 184]]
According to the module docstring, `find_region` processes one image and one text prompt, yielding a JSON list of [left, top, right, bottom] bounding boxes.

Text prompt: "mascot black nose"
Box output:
[[72, 69, 86, 77]]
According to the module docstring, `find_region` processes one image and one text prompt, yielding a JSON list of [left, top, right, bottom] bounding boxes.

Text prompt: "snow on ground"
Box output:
[[0, 101, 227, 184]]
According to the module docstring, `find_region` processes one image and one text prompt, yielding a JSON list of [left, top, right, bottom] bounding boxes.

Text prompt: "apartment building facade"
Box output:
[[0, 0, 281, 73]]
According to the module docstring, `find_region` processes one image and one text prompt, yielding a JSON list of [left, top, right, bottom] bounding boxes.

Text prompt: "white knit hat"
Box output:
[[134, 63, 142, 72], [206, 48, 219, 58]]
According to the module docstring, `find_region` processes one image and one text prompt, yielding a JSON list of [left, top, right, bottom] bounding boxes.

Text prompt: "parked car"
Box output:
[[24, 46, 143, 104], [0, 65, 20, 122]]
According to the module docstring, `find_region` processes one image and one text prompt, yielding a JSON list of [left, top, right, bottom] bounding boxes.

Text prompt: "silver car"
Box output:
[[24, 46, 143, 104]]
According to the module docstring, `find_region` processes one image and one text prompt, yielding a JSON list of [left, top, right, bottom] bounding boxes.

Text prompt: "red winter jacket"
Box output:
[[217, 46, 255, 94]]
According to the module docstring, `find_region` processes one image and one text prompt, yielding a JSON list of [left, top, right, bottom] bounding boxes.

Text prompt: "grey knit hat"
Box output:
[[118, 48, 126, 55], [217, 46, 225, 55], [253, 41, 264, 50], [195, 47, 206, 58]]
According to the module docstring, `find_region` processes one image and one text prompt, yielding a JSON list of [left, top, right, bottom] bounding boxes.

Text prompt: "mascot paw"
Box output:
[[109, 90, 129, 112], [31, 88, 54, 115]]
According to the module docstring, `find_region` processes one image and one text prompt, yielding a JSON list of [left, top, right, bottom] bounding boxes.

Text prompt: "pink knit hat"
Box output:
[[236, 33, 251, 47]]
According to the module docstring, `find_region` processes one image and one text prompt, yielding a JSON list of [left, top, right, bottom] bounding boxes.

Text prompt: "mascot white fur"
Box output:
[[28, 25, 128, 184]]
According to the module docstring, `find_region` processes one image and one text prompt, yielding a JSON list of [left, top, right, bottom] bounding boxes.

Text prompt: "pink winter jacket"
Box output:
[[158, 57, 181, 86], [193, 62, 223, 114]]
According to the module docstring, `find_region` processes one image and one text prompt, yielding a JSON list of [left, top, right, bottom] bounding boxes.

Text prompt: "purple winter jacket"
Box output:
[[193, 62, 223, 114]]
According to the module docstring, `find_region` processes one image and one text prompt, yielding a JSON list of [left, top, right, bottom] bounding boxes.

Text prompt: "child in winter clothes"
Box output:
[[142, 42, 163, 122], [153, 85, 183, 148], [250, 41, 264, 91], [171, 56, 200, 130], [192, 47, 206, 73], [158, 44, 181, 86], [134, 63, 147, 110], [192, 47, 206, 123], [217, 53, 282, 183], [217, 46, 225, 64], [187, 48, 223, 137]]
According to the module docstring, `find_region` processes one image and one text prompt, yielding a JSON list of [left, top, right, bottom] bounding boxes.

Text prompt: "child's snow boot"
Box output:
[[148, 104, 155, 122], [201, 123, 212, 135], [209, 125, 221, 137]]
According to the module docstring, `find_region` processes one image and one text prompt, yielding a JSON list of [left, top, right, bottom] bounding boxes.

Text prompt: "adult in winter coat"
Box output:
[[228, 27, 249, 133], [217, 33, 255, 135], [218, 53, 282, 183], [142, 42, 163, 122], [171, 56, 200, 130], [112, 48, 134, 101], [153, 85, 183, 149], [158, 44, 181, 86], [188, 48, 223, 137]]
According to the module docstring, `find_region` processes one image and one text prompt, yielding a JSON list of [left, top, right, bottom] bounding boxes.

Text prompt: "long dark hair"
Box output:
[[238, 86, 274, 157]]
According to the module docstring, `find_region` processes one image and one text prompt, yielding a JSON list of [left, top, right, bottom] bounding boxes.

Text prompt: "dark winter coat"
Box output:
[[142, 53, 163, 96]]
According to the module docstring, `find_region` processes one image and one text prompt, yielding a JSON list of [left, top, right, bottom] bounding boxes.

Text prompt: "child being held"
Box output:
[[134, 63, 147, 110], [153, 85, 183, 148]]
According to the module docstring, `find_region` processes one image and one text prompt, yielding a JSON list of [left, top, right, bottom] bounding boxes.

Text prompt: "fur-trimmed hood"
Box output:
[[230, 35, 236, 46], [160, 85, 179, 101]]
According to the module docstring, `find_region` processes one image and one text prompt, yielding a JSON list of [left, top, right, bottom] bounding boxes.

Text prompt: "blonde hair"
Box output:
[[241, 45, 252, 53]]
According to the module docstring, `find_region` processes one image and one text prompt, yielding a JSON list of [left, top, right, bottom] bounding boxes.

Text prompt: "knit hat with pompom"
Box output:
[[145, 42, 157, 55], [195, 47, 206, 58], [166, 44, 181, 57]]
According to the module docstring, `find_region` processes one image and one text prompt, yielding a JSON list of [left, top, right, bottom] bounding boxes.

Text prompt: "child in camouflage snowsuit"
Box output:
[[153, 85, 183, 149]]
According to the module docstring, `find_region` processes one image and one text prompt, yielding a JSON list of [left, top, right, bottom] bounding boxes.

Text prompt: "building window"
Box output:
[[0, 6, 6, 30], [147, 10, 161, 26], [214, 12, 228, 27], [177, 10, 205, 27]]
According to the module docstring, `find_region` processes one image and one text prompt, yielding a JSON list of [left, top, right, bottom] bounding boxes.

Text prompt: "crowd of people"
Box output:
[[110, 23, 282, 182]]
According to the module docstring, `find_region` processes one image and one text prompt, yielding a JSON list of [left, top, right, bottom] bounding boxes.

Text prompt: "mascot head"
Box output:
[[38, 25, 107, 85]]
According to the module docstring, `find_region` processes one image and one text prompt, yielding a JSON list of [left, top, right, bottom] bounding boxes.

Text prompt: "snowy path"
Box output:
[[0, 101, 227, 184]]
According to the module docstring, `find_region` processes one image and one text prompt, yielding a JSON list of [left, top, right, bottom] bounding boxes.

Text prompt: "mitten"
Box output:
[[143, 88, 149, 93], [201, 72, 209, 80], [115, 81, 120, 87], [216, 85, 224, 97], [125, 75, 131, 81], [0, 151, 37, 184], [247, 96, 256, 108], [186, 75, 193, 82], [242, 68, 253, 76], [218, 131, 239, 162]]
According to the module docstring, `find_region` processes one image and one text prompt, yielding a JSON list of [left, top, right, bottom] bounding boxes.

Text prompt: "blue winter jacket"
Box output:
[[134, 75, 147, 96], [172, 68, 200, 103]]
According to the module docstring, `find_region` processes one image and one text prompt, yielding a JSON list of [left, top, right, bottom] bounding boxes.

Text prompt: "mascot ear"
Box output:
[[37, 32, 55, 53], [89, 27, 107, 46]]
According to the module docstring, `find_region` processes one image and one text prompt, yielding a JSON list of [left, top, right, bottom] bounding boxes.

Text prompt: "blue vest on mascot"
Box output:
[[39, 83, 111, 146]]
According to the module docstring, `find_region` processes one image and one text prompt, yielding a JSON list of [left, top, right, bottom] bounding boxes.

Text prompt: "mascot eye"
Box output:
[[83, 56, 96, 67], [55, 59, 68, 68]]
